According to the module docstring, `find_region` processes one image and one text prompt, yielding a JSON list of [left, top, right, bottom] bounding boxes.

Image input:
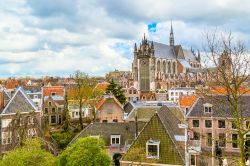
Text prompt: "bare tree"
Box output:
[[69, 71, 101, 129], [203, 30, 250, 166]]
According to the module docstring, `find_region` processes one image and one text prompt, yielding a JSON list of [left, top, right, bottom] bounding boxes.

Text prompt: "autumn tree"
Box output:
[[57, 137, 111, 166], [106, 79, 126, 104], [69, 71, 101, 129], [203, 30, 250, 166]]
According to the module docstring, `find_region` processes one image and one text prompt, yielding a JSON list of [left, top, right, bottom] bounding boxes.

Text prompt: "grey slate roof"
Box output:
[[153, 42, 175, 59], [187, 95, 250, 118], [70, 122, 146, 146], [124, 102, 134, 114], [1, 87, 37, 114], [152, 41, 198, 62]]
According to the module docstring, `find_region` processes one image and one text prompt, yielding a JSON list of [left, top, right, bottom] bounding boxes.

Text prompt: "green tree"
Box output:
[[106, 79, 126, 104], [0, 138, 55, 166], [57, 137, 111, 166]]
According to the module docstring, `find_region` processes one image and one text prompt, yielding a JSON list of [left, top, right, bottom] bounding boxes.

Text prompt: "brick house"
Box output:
[[0, 87, 42, 152], [95, 96, 124, 123], [43, 96, 64, 126], [186, 95, 250, 165]]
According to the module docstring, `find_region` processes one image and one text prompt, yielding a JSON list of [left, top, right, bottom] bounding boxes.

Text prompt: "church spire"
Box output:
[[169, 20, 174, 46]]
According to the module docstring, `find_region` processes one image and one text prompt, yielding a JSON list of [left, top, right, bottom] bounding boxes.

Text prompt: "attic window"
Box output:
[[203, 103, 212, 113], [146, 139, 160, 159], [111, 134, 120, 146], [51, 92, 56, 96]]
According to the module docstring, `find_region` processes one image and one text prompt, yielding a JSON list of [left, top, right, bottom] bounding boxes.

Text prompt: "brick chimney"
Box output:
[[0, 89, 4, 110]]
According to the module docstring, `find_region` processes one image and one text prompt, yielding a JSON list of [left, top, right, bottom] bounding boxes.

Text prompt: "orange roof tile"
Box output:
[[210, 86, 250, 95], [95, 96, 123, 110], [43, 86, 65, 97], [179, 95, 198, 107]]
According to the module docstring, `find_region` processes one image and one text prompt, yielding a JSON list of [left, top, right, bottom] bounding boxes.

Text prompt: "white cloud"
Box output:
[[0, 0, 249, 77]]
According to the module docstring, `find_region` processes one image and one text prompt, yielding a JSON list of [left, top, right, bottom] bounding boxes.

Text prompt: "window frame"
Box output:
[[206, 133, 212, 147], [192, 120, 199, 128], [203, 103, 212, 114], [218, 120, 226, 129], [146, 140, 160, 159], [205, 120, 212, 128], [110, 134, 121, 146], [218, 133, 226, 148], [232, 133, 239, 149]]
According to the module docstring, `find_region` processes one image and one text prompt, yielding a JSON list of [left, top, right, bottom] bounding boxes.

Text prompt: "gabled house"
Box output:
[[43, 96, 64, 126], [95, 96, 124, 123], [121, 106, 185, 166], [0, 87, 41, 152]]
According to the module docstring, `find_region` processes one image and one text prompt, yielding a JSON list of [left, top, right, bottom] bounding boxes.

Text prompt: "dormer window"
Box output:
[[146, 139, 160, 159], [203, 103, 212, 113], [111, 134, 120, 146], [51, 92, 56, 96]]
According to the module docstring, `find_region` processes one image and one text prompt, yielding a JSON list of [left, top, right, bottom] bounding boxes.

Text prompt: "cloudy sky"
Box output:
[[0, 0, 249, 78]]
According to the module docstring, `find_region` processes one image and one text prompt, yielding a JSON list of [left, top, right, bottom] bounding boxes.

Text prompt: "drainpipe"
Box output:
[[184, 116, 189, 166]]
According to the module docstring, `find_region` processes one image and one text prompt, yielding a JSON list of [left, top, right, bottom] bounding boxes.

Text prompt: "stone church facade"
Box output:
[[132, 24, 202, 94]]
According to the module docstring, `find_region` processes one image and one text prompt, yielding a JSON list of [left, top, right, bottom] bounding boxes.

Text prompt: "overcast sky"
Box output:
[[0, 0, 249, 78]]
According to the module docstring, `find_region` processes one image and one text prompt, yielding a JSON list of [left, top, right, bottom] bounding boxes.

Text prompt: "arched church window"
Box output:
[[172, 62, 176, 74], [167, 61, 171, 73], [157, 60, 160, 72], [163, 61, 166, 73]]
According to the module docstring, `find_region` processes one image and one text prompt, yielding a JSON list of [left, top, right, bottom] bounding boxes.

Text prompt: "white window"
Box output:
[[28, 128, 36, 136], [110, 134, 120, 146], [2, 132, 12, 145], [28, 117, 34, 125], [203, 103, 212, 113], [2, 119, 12, 128], [146, 139, 160, 159]]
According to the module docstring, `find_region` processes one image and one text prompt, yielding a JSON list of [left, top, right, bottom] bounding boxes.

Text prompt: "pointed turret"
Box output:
[[169, 20, 174, 46], [197, 50, 201, 62], [134, 43, 137, 52], [151, 41, 154, 49]]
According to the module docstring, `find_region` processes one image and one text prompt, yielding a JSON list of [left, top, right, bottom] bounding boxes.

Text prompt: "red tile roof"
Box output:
[[95, 96, 123, 110], [179, 95, 198, 107], [43, 86, 65, 97]]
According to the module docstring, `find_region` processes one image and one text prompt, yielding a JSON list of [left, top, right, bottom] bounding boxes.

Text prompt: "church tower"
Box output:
[[169, 21, 174, 46]]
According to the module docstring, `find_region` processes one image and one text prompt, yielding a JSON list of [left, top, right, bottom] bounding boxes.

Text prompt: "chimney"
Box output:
[[0, 89, 4, 110]]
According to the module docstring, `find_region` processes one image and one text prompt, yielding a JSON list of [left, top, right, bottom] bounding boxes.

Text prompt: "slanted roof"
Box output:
[[179, 95, 198, 107], [95, 96, 123, 111], [124, 102, 134, 114], [70, 122, 146, 146], [121, 111, 184, 165], [178, 59, 192, 68], [187, 95, 250, 118], [1, 87, 37, 114], [153, 42, 175, 59], [183, 49, 197, 61]]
